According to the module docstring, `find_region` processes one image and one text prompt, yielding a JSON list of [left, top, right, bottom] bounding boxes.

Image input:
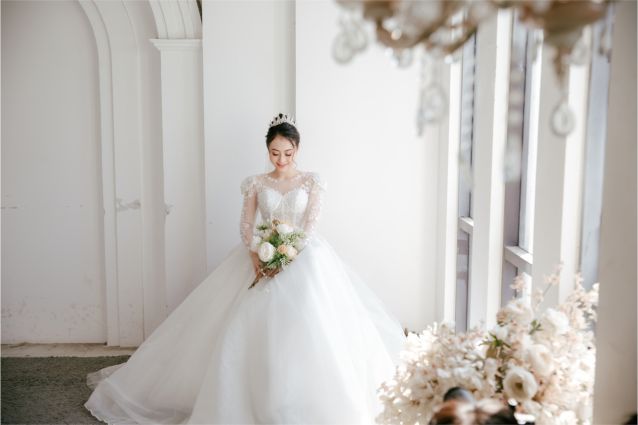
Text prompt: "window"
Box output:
[[455, 34, 476, 332], [502, 16, 538, 303], [440, 8, 612, 327], [579, 11, 613, 290], [501, 10, 611, 302]]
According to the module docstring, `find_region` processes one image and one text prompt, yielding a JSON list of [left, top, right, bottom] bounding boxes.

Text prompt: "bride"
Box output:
[[84, 113, 407, 424]]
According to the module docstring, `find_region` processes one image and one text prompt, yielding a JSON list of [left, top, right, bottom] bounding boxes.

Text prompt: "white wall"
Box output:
[[2, 0, 166, 345], [593, 1, 637, 421], [295, 1, 436, 330], [152, 38, 207, 314], [1, 0, 105, 342], [203, 0, 295, 271], [202, 1, 437, 330], [77, 0, 167, 346]]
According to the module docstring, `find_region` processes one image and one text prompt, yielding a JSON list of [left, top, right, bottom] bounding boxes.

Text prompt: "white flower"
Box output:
[[541, 308, 570, 336], [517, 333, 533, 354], [376, 271, 599, 425], [258, 242, 275, 262], [250, 236, 262, 252], [557, 410, 578, 425], [259, 228, 272, 238], [492, 324, 509, 342], [453, 366, 475, 381], [276, 223, 294, 235], [501, 298, 534, 326], [526, 344, 555, 377], [579, 349, 596, 373], [436, 368, 451, 379], [503, 366, 538, 402], [521, 400, 542, 418], [576, 399, 592, 422]]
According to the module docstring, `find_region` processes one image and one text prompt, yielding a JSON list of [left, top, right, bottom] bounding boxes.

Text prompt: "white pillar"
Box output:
[[435, 57, 460, 324], [468, 10, 512, 328], [531, 33, 589, 307], [151, 39, 207, 312], [593, 2, 637, 422]]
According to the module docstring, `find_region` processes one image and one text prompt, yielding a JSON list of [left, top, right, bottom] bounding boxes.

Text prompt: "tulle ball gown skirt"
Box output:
[[84, 234, 406, 424]]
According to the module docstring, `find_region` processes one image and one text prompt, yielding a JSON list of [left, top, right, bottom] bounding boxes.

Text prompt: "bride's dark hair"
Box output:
[[266, 122, 300, 148]]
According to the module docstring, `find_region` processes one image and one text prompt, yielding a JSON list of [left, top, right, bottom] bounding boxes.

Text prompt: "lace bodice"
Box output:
[[240, 171, 327, 251]]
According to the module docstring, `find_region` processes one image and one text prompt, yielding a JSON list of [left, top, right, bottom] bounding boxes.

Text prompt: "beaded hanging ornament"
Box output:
[[269, 113, 296, 129]]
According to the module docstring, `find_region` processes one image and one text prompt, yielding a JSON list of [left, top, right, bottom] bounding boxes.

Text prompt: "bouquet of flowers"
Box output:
[[376, 268, 599, 425], [248, 219, 307, 289]]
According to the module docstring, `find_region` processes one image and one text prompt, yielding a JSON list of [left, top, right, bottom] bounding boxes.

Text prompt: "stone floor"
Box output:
[[1, 342, 136, 357], [1, 355, 131, 424]]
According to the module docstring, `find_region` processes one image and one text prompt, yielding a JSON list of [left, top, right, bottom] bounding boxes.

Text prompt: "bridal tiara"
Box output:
[[269, 113, 296, 129]]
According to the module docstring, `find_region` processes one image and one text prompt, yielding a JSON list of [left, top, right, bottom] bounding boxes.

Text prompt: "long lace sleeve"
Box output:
[[302, 173, 327, 240], [240, 176, 258, 250]]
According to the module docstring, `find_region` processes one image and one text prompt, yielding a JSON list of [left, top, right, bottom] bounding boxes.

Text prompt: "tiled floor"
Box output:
[[1, 343, 136, 357]]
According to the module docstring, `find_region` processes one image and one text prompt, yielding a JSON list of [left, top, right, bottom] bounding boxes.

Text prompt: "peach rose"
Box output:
[[277, 245, 288, 254], [287, 246, 298, 258]]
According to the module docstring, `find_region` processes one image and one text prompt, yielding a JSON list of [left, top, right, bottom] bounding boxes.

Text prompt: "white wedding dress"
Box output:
[[84, 171, 406, 424]]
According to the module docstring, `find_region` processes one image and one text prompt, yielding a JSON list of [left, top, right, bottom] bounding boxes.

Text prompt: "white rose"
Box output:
[[436, 368, 451, 380], [541, 308, 569, 336], [526, 344, 555, 377], [517, 333, 533, 354], [258, 242, 276, 262], [502, 299, 534, 325], [287, 246, 298, 258], [503, 366, 538, 402], [580, 349, 596, 373], [250, 236, 262, 252], [557, 411, 578, 424], [276, 223, 294, 236], [492, 324, 509, 342], [453, 366, 475, 381]]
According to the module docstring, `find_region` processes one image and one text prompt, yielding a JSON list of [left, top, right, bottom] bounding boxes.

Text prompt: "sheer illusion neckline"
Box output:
[[263, 171, 305, 183], [261, 185, 307, 198]]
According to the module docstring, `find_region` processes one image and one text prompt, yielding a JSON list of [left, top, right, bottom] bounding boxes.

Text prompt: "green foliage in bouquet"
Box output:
[[249, 219, 307, 289]]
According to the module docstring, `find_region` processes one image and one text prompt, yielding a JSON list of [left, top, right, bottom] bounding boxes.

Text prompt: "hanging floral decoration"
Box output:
[[333, 0, 612, 138]]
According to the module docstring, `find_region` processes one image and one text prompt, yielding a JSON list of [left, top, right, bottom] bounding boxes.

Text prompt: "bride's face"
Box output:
[[268, 135, 297, 172]]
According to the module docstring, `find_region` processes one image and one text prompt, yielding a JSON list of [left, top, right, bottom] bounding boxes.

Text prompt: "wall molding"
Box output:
[[77, 0, 123, 346], [149, 0, 201, 39], [150, 38, 201, 50]]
